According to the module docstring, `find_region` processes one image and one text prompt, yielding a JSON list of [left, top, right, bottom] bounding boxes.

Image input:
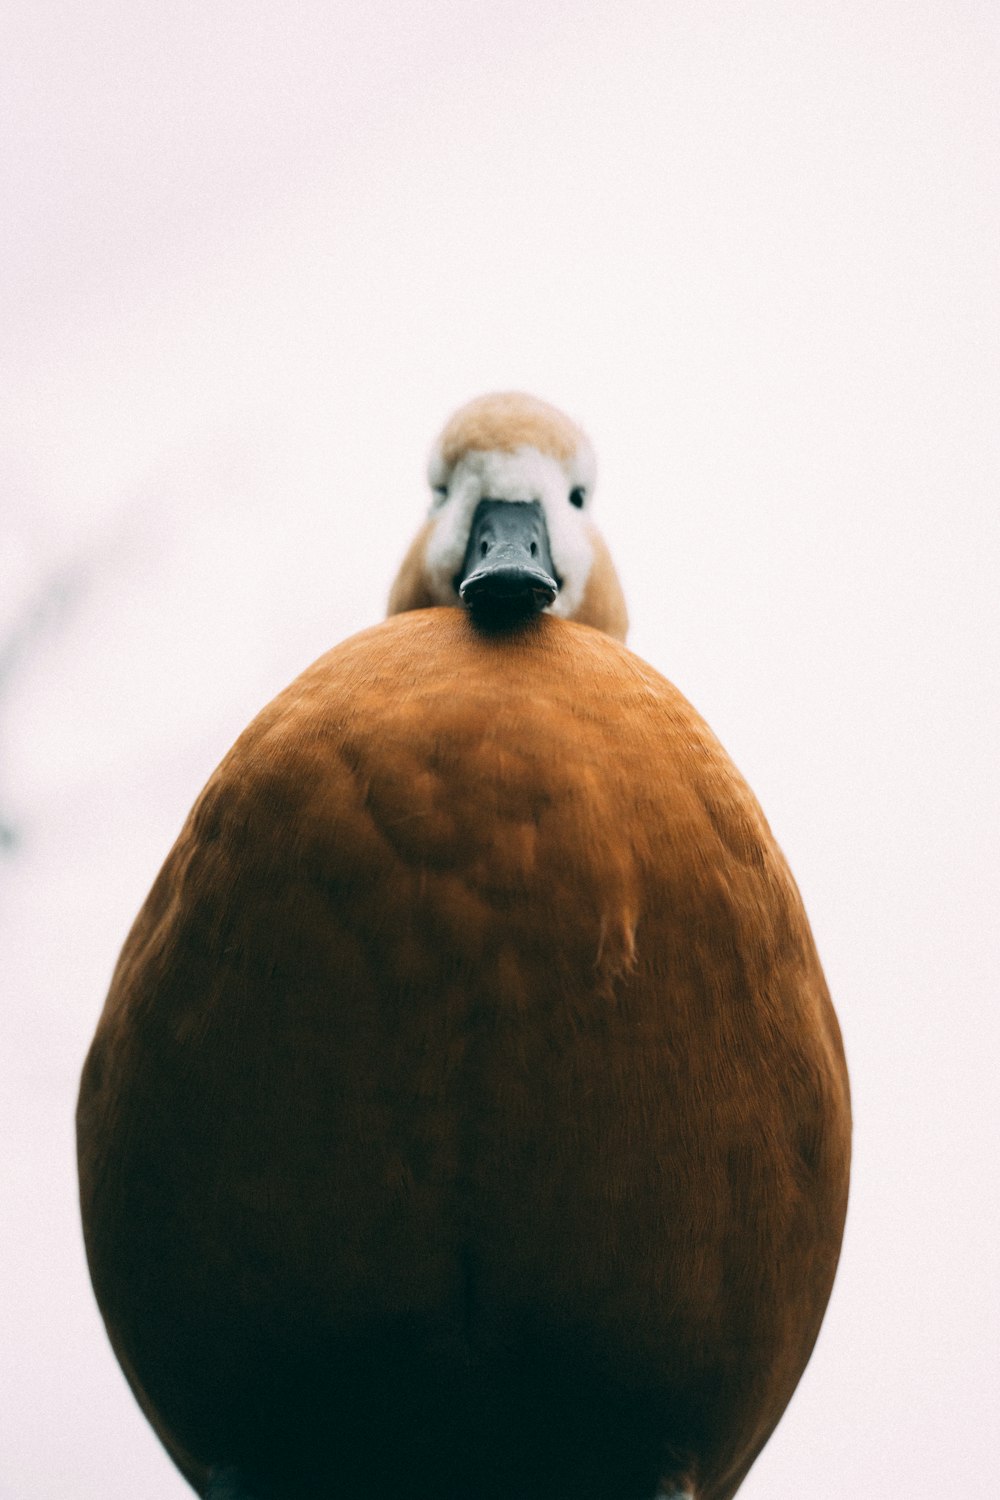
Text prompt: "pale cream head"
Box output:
[[387, 392, 629, 641]]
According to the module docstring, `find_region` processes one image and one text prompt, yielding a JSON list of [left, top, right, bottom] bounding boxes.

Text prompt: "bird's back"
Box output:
[[78, 609, 849, 1500]]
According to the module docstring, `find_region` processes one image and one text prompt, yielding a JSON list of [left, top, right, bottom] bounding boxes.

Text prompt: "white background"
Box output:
[[2, 2, 997, 1495]]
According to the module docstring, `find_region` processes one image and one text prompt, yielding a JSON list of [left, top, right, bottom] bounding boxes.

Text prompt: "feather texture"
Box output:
[[78, 395, 849, 1500]]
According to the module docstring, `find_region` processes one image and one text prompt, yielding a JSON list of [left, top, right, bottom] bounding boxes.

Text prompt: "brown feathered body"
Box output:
[[78, 608, 849, 1500]]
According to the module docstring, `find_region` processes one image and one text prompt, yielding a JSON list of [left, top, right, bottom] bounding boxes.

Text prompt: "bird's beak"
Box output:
[[457, 499, 559, 624]]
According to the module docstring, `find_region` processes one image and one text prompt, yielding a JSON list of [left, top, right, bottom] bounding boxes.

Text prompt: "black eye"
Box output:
[[569, 487, 585, 509], [433, 485, 448, 505]]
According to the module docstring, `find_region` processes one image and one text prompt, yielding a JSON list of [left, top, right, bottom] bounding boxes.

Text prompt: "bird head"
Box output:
[[387, 392, 628, 640]]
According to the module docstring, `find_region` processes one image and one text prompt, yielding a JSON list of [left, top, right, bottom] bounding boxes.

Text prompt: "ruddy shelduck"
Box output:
[[78, 392, 850, 1500]]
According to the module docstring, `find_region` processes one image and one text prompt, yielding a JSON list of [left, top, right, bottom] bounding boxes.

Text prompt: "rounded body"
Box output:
[[78, 610, 850, 1500]]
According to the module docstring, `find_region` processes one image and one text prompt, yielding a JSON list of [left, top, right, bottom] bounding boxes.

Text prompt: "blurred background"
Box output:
[[2, 1, 998, 1495]]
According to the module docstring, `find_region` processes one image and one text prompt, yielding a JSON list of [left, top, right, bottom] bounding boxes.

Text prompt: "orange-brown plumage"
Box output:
[[78, 396, 849, 1500]]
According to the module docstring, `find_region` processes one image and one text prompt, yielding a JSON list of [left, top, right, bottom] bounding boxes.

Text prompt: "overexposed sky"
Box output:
[[2, 3, 998, 1496]]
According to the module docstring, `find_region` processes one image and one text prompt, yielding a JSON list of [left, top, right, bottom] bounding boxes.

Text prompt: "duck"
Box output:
[[77, 391, 850, 1500]]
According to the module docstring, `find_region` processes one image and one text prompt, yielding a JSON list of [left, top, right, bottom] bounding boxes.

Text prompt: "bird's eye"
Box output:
[[569, 487, 585, 509], [433, 485, 449, 506]]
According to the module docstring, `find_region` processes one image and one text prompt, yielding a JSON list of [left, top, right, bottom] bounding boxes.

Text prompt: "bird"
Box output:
[[77, 391, 850, 1500]]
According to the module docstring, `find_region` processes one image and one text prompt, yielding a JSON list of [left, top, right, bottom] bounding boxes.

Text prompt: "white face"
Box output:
[[422, 443, 597, 619]]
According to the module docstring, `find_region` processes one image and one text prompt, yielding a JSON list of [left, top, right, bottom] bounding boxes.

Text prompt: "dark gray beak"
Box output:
[[457, 499, 559, 624]]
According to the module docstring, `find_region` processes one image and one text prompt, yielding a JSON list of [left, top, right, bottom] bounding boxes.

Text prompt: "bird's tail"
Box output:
[[202, 1467, 696, 1500]]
